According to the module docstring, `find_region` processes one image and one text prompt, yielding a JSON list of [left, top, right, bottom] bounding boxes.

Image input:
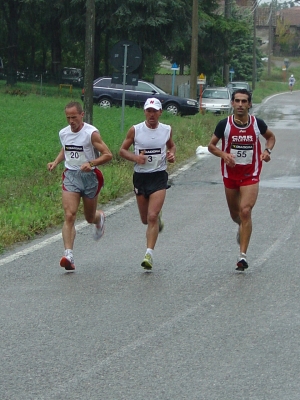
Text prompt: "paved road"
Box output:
[[1, 91, 300, 399]]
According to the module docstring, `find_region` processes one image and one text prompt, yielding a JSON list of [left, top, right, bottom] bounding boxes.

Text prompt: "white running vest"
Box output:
[[133, 121, 171, 173], [59, 123, 100, 170]]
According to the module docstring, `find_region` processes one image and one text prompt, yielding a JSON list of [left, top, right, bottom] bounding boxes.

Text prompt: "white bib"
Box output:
[[231, 144, 254, 165], [139, 148, 162, 171], [64, 145, 86, 167]]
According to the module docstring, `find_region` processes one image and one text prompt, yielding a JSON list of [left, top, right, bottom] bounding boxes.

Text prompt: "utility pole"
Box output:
[[252, 0, 257, 90], [190, 0, 198, 100], [267, 2, 273, 77], [83, 0, 95, 124], [224, 0, 231, 85]]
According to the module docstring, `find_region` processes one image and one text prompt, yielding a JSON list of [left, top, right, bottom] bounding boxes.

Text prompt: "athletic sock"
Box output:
[[146, 248, 154, 257], [65, 249, 73, 258]]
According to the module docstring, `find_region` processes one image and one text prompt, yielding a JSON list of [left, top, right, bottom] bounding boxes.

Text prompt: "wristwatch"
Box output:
[[89, 161, 95, 167], [265, 148, 272, 155]]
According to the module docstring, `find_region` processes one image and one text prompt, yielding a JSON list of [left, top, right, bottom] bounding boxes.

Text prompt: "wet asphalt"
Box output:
[[1, 90, 300, 399]]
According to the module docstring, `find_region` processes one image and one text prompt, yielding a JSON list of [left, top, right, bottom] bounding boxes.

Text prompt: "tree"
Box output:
[[275, 15, 299, 55], [0, 0, 24, 84]]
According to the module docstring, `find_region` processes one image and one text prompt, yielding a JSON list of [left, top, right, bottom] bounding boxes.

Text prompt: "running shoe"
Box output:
[[60, 255, 75, 271], [141, 253, 153, 270], [236, 255, 248, 271], [94, 211, 105, 240], [158, 211, 164, 233], [236, 225, 240, 245]]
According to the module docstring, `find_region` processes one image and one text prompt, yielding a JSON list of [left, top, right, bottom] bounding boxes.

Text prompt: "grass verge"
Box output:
[[0, 90, 218, 253], [0, 76, 288, 253]]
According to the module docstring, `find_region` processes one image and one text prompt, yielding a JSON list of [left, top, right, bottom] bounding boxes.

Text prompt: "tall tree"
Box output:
[[1, 0, 24, 84]]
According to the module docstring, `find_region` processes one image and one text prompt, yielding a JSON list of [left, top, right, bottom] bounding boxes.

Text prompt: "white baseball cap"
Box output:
[[291, 74, 294, 77], [144, 98, 162, 110]]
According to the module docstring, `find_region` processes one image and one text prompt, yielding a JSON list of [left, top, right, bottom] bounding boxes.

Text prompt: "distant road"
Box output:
[[2, 91, 300, 399]]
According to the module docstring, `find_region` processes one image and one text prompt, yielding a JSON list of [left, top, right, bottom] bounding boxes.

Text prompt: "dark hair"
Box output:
[[231, 89, 252, 103], [65, 101, 83, 113]]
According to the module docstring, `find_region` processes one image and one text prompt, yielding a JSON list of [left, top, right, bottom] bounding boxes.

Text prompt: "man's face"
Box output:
[[144, 108, 162, 126], [65, 106, 84, 132], [231, 93, 251, 115]]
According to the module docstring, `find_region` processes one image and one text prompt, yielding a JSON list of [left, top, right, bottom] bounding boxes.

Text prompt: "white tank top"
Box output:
[[59, 123, 100, 170], [133, 121, 171, 173]]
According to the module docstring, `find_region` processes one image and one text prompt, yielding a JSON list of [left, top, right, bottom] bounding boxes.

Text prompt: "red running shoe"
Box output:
[[60, 256, 75, 271]]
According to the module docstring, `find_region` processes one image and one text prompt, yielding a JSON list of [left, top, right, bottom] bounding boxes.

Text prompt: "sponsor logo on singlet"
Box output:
[[231, 144, 254, 151], [231, 135, 254, 142], [139, 148, 161, 155], [65, 145, 84, 152]]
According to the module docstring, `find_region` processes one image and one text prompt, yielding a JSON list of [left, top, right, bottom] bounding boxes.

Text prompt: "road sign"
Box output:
[[111, 73, 138, 86], [109, 40, 142, 133], [110, 40, 142, 72], [198, 73, 206, 84], [171, 63, 179, 71]]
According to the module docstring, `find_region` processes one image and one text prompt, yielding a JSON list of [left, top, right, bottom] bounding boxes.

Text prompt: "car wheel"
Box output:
[[165, 103, 179, 116], [98, 97, 112, 108]]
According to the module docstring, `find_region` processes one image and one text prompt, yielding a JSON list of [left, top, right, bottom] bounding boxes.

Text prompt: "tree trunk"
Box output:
[[2, 1, 20, 85], [50, 16, 62, 81]]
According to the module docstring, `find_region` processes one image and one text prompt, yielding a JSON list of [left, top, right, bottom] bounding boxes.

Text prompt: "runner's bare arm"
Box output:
[[208, 134, 236, 167], [119, 126, 146, 164], [47, 148, 65, 171]]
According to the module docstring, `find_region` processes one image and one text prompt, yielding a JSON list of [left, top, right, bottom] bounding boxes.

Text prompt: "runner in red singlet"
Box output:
[[208, 89, 276, 271]]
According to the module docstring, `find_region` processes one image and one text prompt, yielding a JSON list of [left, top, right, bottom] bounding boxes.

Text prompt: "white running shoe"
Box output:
[[94, 211, 105, 240], [236, 254, 248, 271], [141, 253, 153, 270]]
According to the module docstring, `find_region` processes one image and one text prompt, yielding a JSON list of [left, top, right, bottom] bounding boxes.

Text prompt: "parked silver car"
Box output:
[[200, 87, 232, 114], [227, 81, 252, 94]]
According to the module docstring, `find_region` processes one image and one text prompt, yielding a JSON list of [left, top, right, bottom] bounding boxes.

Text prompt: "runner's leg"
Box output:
[[62, 191, 81, 250], [224, 186, 241, 226], [145, 189, 166, 250], [82, 194, 99, 224], [238, 183, 259, 254]]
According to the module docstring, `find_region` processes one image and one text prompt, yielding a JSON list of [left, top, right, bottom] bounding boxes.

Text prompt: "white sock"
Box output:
[[146, 248, 153, 257], [65, 249, 73, 258], [240, 252, 247, 260]]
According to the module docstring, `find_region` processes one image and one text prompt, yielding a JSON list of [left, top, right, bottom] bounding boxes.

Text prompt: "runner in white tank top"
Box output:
[[119, 98, 176, 271], [47, 101, 112, 271]]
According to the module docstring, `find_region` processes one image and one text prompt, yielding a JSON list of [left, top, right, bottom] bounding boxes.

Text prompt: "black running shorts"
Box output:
[[133, 170, 168, 198]]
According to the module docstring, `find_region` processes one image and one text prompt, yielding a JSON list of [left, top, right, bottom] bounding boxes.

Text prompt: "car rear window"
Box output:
[[136, 82, 155, 93], [231, 83, 248, 89], [94, 78, 111, 88], [202, 90, 229, 99]]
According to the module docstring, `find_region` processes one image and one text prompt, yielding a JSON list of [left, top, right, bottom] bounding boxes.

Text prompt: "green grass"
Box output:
[[0, 68, 289, 253], [0, 87, 217, 253], [252, 80, 289, 103], [252, 57, 300, 103]]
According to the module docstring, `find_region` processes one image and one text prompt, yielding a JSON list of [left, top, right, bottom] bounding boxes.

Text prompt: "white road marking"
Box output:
[[37, 206, 300, 398], [0, 162, 198, 267]]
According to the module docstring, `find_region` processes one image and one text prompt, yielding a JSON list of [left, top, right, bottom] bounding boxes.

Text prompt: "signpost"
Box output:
[[197, 73, 206, 112], [171, 63, 179, 95], [282, 58, 289, 82], [282, 66, 287, 83], [110, 40, 142, 131], [229, 68, 234, 82]]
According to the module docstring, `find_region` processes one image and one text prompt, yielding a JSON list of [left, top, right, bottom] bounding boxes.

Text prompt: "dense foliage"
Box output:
[[0, 0, 261, 85]]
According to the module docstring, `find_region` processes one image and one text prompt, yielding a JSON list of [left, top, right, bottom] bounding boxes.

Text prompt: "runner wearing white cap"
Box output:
[[119, 98, 176, 270]]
